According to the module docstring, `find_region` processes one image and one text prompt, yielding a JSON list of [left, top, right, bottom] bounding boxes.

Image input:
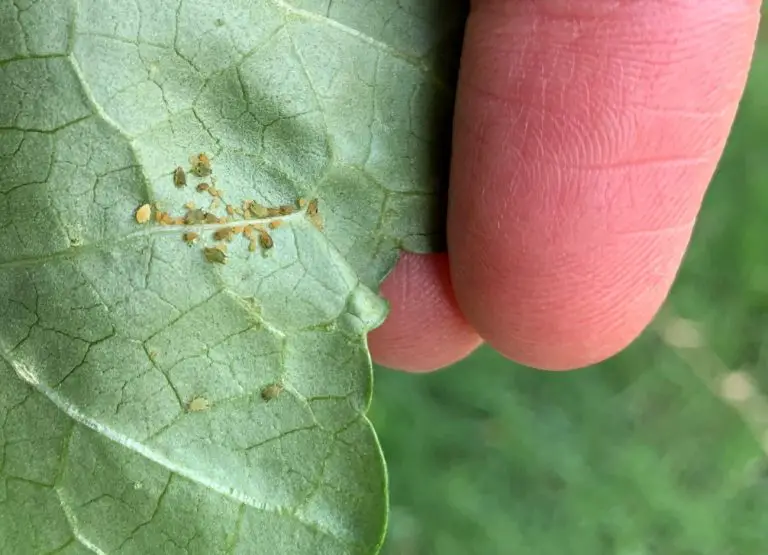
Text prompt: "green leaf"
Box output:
[[0, 0, 466, 553]]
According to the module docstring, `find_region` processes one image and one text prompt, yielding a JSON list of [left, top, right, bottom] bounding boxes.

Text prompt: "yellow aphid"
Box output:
[[268, 220, 282, 230], [259, 230, 273, 250], [173, 166, 187, 187], [204, 212, 219, 224], [189, 152, 212, 177], [266, 207, 281, 217], [196, 182, 209, 193], [307, 198, 319, 216], [226, 204, 234, 215], [160, 213, 174, 225], [233, 207, 244, 216], [172, 217, 185, 225], [208, 187, 220, 197], [243, 225, 254, 239], [231, 225, 244, 235], [135, 204, 151, 224], [261, 382, 283, 401], [298, 198, 308, 208], [183, 232, 199, 245], [187, 396, 210, 412], [278, 205, 295, 216], [154, 210, 163, 223], [184, 201, 196, 210], [210, 197, 221, 210], [248, 238, 257, 252]]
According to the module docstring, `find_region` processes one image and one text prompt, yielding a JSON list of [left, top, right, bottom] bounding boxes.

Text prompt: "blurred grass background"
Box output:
[[371, 14, 768, 555]]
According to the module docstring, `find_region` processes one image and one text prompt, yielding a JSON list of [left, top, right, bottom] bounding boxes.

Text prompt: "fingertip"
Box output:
[[369, 253, 482, 373], [448, 1, 759, 370]]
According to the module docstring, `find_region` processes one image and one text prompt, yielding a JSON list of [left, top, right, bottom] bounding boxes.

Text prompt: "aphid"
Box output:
[[185, 208, 206, 225], [231, 225, 244, 235], [160, 212, 174, 225], [189, 152, 212, 177], [258, 229, 273, 250], [249, 203, 269, 218], [184, 201, 196, 210], [226, 204, 234, 215], [172, 216, 185, 225], [183, 231, 199, 245], [173, 166, 187, 187], [298, 198, 308, 208], [248, 238, 257, 252], [187, 396, 210, 412], [154, 210, 163, 223], [233, 207, 244, 216], [266, 207, 281, 217], [268, 220, 282, 229], [242, 225, 254, 239], [196, 182, 210, 193], [204, 212, 219, 224], [148, 350, 159, 362], [307, 198, 323, 230], [203, 245, 227, 264], [213, 227, 234, 241], [209, 197, 221, 210], [278, 205, 295, 215], [260, 382, 283, 402], [135, 204, 151, 224]]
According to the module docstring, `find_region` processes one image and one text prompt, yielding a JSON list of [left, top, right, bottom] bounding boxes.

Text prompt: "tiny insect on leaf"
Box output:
[[187, 396, 210, 412], [213, 228, 234, 242], [196, 183, 209, 193], [203, 246, 227, 264], [268, 220, 282, 229], [173, 166, 187, 187], [259, 230, 273, 250], [183, 232, 199, 245], [185, 209, 206, 225], [249, 203, 269, 218], [260, 383, 283, 401], [135, 204, 151, 224], [189, 153, 212, 177]]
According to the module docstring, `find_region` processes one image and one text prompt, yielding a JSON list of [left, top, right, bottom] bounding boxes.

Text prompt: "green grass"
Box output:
[[370, 32, 768, 555]]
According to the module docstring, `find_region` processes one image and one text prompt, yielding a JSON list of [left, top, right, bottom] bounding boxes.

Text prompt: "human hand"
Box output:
[[369, 1, 761, 372]]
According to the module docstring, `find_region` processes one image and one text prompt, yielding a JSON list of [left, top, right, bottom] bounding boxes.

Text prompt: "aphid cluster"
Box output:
[[132, 152, 322, 265]]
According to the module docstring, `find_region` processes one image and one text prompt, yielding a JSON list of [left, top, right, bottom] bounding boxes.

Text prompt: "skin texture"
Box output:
[[369, 0, 761, 372]]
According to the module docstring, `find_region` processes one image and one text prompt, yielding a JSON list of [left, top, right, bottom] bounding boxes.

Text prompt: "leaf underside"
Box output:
[[0, 1, 467, 554]]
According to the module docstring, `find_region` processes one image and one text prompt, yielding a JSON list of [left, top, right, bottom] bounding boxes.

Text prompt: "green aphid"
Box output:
[[173, 166, 187, 187], [261, 382, 283, 401], [203, 245, 227, 264], [189, 153, 212, 177], [184, 208, 206, 225], [187, 396, 210, 412]]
